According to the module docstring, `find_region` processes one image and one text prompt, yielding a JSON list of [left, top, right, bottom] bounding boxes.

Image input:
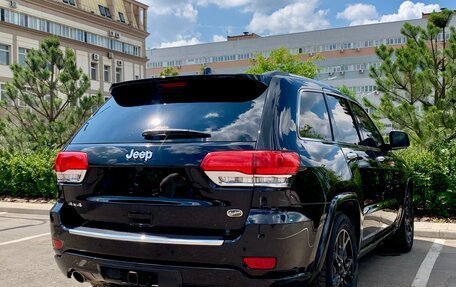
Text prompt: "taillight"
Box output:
[[243, 257, 277, 270], [201, 151, 299, 187], [54, 152, 88, 183], [52, 238, 64, 250]]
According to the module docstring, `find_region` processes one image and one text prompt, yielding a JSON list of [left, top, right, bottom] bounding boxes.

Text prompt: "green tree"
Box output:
[[0, 37, 102, 151], [246, 47, 321, 78], [159, 66, 179, 77], [367, 10, 456, 147], [338, 85, 386, 134], [338, 85, 357, 100]]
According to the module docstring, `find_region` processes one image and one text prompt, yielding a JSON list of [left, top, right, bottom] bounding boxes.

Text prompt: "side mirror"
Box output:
[[389, 131, 410, 150]]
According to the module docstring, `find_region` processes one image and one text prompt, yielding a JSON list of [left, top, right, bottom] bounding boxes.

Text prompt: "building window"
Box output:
[[0, 83, 5, 101], [0, 44, 10, 65], [105, 7, 112, 18], [62, 0, 76, 6], [104, 65, 111, 82], [98, 5, 106, 16], [0, 83, 14, 106], [118, 12, 126, 23], [89, 94, 99, 113], [0, 7, 140, 57], [98, 5, 112, 18], [90, 62, 98, 81], [18, 47, 29, 66], [115, 67, 122, 83]]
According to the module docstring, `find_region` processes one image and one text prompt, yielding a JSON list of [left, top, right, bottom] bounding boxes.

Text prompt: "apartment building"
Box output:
[[146, 14, 455, 132], [0, 0, 148, 101]]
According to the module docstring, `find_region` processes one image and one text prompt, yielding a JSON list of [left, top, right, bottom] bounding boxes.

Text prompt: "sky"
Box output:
[[137, 0, 454, 49]]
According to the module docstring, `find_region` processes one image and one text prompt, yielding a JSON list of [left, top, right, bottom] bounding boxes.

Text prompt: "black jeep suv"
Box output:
[[50, 72, 413, 287]]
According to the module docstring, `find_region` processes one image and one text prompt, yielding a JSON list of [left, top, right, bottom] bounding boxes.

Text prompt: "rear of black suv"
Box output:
[[51, 74, 325, 287]]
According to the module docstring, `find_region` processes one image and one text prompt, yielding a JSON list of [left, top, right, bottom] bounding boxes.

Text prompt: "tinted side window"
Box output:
[[326, 95, 360, 145], [351, 103, 383, 148], [299, 91, 332, 141]]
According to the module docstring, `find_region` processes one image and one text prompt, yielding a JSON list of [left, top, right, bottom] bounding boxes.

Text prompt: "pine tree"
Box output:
[[0, 37, 102, 150], [367, 10, 456, 147]]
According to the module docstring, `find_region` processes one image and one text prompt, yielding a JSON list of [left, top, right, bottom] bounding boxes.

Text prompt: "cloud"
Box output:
[[197, 0, 297, 14], [380, 1, 440, 22], [138, 0, 330, 48], [143, 0, 198, 22], [246, 0, 330, 35], [337, 1, 440, 26], [195, 0, 250, 9], [204, 112, 220, 119], [207, 98, 264, 141], [178, 3, 198, 22], [159, 36, 202, 48], [212, 34, 226, 42], [138, 0, 201, 48], [336, 3, 379, 26]]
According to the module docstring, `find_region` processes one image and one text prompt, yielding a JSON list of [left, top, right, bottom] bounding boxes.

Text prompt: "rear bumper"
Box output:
[[51, 202, 320, 286], [55, 252, 311, 287]]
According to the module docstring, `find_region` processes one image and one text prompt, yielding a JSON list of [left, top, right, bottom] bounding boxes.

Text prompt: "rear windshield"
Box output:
[[71, 76, 269, 144]]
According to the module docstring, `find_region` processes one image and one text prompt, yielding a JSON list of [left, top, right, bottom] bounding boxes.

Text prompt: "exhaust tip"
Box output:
[[72, 271, 85, 283]]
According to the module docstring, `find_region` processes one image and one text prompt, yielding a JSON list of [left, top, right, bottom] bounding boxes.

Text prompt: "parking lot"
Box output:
[[0, 212, 455, 287]]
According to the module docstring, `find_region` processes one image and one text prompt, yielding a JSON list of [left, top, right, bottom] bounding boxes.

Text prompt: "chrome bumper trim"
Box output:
[[68, 226, 224, 246]]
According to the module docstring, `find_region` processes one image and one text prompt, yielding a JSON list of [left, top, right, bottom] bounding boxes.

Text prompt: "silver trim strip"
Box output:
[[68, 227, 224, 246], [204, 171, 292, 187]]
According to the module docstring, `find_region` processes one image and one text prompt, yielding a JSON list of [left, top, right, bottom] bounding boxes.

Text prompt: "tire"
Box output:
[[384, 190, 414, 253], [313, 213, 358, 287]]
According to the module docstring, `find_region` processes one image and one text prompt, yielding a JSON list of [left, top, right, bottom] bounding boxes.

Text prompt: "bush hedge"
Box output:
[[397, 142, 456, 217], [0, 149, 58, 199]]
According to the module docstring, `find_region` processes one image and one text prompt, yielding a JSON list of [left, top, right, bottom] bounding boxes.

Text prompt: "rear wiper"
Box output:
[[142, 128, 211, 139]]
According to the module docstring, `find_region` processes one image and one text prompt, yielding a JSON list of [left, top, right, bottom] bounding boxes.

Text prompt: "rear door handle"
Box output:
[[346, 152, 358, 161]]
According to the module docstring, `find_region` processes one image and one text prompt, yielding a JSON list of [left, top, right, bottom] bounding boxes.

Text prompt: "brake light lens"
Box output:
[[54, 152, 88, 183], [243, 257, 277, 270], [52, 238, 64, 250], [201, 151, 299, 187]]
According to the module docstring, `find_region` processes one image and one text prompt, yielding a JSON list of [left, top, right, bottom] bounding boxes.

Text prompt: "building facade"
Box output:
[[146, 14, 455, 132], [0, 0, 148, 101]]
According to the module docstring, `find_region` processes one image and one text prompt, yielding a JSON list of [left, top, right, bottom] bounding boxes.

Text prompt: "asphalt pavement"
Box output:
[[0, 211, 455, 287]]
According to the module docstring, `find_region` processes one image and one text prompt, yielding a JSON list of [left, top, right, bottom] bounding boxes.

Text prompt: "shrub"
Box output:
[[0, 149, 58, 198], [397, 142, 456, 217]]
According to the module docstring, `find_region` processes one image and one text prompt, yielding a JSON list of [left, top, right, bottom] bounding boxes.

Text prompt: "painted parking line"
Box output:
[[0, 233, 50, 246], [411, 239, 445, 287]]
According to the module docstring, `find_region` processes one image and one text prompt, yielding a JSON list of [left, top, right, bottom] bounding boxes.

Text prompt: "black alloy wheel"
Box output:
[[314, 213, 358, 287]]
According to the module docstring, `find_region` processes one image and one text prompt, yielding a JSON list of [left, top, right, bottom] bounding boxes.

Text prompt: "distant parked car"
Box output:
[[51, 72, 413, 287]]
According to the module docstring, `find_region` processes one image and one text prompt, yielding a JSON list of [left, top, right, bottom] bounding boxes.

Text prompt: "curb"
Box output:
[[415, 229, 456, 240]]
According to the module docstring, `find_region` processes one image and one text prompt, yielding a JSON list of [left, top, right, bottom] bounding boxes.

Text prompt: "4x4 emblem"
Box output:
[[126, 149, 153, 161], [68, 202, 82, 208]]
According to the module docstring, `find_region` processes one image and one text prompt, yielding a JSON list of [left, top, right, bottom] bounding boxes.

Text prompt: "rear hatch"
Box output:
[[60, 75, 270, 238]]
